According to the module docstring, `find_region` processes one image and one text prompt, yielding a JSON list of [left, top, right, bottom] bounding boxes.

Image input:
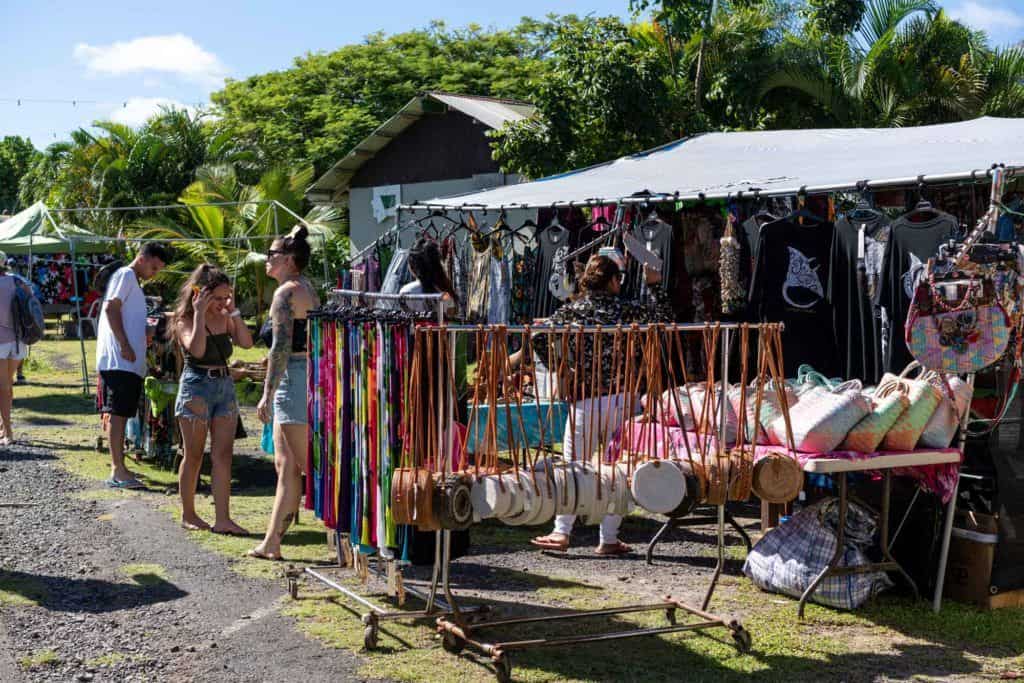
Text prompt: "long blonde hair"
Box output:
[[167, 263, 230, 340]]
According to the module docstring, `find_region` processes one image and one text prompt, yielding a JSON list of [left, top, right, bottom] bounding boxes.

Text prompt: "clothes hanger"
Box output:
[[786, 189, 824, 226], [903, 178, 940, 222]]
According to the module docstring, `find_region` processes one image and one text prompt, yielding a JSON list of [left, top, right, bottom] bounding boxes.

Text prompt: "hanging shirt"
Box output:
[[829, 214, 891, 384], [749, 217, 838, 377], [876, 210, 958, 374], [532, 226, 574, 319]]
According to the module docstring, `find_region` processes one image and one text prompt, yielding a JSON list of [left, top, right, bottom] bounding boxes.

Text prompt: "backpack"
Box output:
[[11, 284, 44, 349], [93, 259, 124, 297]]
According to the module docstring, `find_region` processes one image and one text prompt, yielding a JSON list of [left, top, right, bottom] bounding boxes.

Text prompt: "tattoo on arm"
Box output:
[[264, 287, 294, 397]]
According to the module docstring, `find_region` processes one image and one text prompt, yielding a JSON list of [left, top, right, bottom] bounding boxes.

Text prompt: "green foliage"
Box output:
[[17, 107, 258, 235], [210, 20, 553, 176], [0, 135, 37, 213], [803, 0, 867, 36], [492, 16, 690, 178]]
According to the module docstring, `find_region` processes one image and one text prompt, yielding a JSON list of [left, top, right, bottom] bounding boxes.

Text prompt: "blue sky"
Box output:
[[1, 0, 1023, 149]]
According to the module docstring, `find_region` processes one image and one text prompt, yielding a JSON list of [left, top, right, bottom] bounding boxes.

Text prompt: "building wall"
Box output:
[[349, 174, 535, 250], [349, 111, 501, 189]]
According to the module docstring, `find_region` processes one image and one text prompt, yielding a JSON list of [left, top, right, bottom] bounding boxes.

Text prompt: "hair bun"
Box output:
[[290, 225, 309, 241]]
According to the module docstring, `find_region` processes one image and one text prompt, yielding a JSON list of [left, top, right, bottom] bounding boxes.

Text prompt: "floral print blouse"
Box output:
[[530, 283, 674, 397]]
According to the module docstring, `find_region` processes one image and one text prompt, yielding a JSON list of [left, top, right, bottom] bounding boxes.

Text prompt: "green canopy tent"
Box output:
[[0, 202, 110, 390]]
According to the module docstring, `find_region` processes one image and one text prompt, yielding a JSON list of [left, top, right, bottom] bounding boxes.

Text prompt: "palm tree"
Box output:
[[133, 164, 344, 322], [760, 0, 942, 127]]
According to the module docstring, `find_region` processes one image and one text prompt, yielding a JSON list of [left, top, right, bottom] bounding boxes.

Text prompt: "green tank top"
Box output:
[[184, 331, 233, 367]]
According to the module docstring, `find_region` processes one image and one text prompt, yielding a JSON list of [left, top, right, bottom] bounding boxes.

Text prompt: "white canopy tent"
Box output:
[[407, 117, 1024, 209]]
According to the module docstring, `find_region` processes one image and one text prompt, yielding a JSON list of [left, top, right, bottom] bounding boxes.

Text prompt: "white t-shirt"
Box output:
[[96, 266, 148, 376], [397, 281, 456, 315]]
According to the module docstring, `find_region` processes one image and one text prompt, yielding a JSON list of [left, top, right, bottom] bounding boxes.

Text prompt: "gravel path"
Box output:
[[0, 442, 366, 683]]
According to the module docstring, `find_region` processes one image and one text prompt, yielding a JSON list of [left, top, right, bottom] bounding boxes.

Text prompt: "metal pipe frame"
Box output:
[[400, 165, 1017, 211], [431, 324, 750, 673], [932, 372, 976, 612], [429, 322, 782, 333]]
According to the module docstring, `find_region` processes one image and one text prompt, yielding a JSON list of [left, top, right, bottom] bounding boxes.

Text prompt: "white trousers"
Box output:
[[552, 393, 637, 545]]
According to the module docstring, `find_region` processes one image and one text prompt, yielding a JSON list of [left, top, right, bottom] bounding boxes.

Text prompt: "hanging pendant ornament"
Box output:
[[720, 213, 744, 315]]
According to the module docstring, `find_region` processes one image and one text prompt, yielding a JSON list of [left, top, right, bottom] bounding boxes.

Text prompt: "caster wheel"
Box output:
[[732, 626, 752, 653], [665, 608, 677, 626], [288, 579, 298, 600], [363, 625, 379, 651], [441, 631, 465, 654], [494, 654, 512, 683]]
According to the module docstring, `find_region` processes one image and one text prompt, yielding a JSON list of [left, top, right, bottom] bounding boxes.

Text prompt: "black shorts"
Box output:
[[99, 370, 143, 418]]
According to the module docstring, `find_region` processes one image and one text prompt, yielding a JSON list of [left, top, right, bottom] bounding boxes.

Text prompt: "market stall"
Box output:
[[299, 117, 1023, 679]]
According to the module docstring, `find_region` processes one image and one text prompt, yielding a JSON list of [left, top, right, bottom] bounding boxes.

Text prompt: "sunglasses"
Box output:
[[266, 249, 287, 257]]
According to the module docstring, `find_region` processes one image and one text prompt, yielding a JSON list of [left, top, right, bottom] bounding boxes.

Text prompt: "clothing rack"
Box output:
[[287, 288, 483, 651], [428, 322, 771, 682]]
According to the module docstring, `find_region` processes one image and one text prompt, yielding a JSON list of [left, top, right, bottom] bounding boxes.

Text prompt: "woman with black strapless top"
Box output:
[[170, 264, 254, 534]]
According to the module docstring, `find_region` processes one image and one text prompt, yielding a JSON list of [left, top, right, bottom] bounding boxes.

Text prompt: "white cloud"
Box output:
[[109, 97, 196, 127], [948, 1, 1024, 46], [73, 34, 227, 87]]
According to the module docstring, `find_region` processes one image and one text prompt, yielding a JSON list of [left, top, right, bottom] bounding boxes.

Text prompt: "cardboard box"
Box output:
[[944, 511, 998, 606]]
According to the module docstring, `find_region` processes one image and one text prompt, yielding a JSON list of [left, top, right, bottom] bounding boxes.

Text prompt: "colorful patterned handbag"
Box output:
[[918, 371, 973, 448], [876, 363, 942, 451], [840, 392, 909, 454], [769, 384, 870, 453], [906, 263, 1011, 374]]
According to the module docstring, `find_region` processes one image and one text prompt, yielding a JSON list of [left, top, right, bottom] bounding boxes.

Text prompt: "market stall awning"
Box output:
[[0, 202, 108, 253], [413, 117, 1024, 209]]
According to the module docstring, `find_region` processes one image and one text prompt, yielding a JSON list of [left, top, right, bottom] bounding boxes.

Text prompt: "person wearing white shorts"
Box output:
[[0, 251, 32, 446]]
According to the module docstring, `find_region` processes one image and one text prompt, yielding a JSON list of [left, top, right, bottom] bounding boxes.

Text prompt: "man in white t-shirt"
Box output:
[[96, 243, 168, 488]]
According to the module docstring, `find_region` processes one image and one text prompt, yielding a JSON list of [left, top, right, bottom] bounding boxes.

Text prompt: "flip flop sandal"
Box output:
[[595, 542, 631, 557], [530, 534, 570, 552], [106, 477, 147, 490], [246, 548, 283, 561]]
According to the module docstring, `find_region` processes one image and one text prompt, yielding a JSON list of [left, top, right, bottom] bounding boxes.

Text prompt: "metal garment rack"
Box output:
[[286, 288, 478, 651], [433, 322, 768, 682]]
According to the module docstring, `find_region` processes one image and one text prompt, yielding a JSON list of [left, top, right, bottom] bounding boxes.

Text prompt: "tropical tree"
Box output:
[[133, 164, 345, 320], [0, 136, 38, 213], [17, 107, 260, 234]]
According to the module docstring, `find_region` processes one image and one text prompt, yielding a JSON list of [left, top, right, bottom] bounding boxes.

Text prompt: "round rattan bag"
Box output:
[[751, 453, 802, 504]]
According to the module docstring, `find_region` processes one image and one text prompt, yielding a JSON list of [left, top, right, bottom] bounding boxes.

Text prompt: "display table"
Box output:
[[799, 449, 962, 617], [465, 399, 569, 453]]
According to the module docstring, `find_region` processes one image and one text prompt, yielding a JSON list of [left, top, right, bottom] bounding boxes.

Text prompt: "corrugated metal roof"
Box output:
[[306, 92, 535, 201]]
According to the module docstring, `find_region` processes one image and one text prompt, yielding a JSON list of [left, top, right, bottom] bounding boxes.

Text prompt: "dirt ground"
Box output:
[[0, 340, 1022, 682]]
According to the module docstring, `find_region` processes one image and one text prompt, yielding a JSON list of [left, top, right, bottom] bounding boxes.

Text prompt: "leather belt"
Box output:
[[188, 365, 229, 379]]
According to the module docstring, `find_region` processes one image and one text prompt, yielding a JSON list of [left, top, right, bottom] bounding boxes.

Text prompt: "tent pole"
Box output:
[[69, 239, 89, 393]]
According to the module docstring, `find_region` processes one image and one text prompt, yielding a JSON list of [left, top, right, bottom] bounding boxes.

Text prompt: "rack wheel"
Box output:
[[494, 654, 512, 683], [441, 631, 465, 654], [665, 608, 677, 625], [363, 624, 379, 651], [287, 578, 299, 600], [732, 626, 752, 653]]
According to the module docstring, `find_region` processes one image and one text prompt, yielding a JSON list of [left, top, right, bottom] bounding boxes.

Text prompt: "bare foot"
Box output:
[[246, 544, 282, 561], [530, 532, 570, 551], [181, 516, 211, 531], [212, 520, 250, 536], [112, 469, 137, 483]]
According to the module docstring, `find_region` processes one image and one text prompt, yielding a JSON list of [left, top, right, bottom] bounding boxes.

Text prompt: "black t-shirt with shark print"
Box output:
[[876, 211, 958, 374], [749, 217, 839, 377]]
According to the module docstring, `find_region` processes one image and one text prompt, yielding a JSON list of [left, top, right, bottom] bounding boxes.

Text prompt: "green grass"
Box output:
[[18, 649, 60, 670], [17, 338, 1024, 683], [0, 571, 49, 607], [85, 652, 131, 668], [119, 563, 170, 586]]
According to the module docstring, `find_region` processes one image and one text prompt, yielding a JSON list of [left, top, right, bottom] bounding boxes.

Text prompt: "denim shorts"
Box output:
[[273, 356, 308, 425], [175, 367, 238, 420]]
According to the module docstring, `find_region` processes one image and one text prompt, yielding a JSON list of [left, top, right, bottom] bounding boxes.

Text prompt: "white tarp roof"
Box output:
[[416, 117, 1024, 209]]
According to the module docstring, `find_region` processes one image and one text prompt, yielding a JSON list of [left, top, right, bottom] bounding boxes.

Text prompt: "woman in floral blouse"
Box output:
[[530, 254, 672, 555]]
